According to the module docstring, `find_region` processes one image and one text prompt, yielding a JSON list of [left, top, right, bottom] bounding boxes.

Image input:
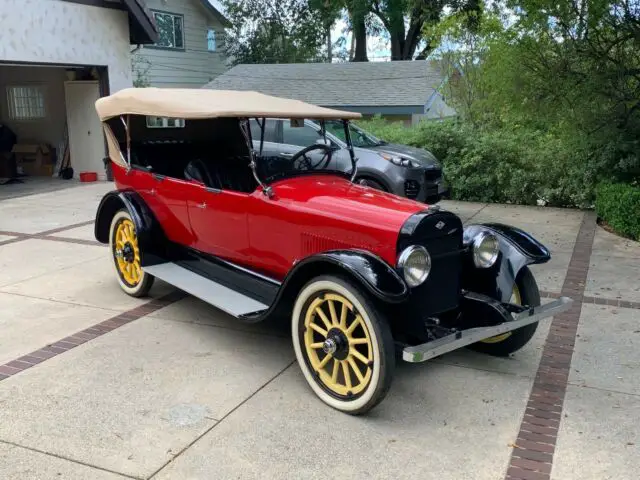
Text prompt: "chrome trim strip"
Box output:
[[402, 296, 573, 363], [217, 257, 282, 286]]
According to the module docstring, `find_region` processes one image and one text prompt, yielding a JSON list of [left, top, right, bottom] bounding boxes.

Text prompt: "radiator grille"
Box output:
[[400, 211, 463, 315], [424, 168, 442, 183]]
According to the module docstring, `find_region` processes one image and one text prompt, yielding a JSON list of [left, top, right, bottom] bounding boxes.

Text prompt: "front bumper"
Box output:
[[402, 296, 573, 363]]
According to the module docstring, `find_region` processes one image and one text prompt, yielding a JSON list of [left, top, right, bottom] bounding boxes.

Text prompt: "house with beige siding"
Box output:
[[133, 0, 231, 88]]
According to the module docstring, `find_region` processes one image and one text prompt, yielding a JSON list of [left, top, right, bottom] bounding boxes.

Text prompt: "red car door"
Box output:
[[187, 185, 251, 264], [128, 169, 196, 248], [153, 175, 197, 247]]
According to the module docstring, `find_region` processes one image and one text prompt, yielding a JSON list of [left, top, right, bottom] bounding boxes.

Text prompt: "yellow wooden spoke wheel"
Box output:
[[479, 284, 521, 344], [292, 276, 395, 415], [469, 267, 541, 357], [109, 210, 154, 297], [114, 218, 142, 287], [303, 293, 374, 397]]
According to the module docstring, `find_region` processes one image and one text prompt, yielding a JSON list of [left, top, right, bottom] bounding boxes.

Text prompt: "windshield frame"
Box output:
[[240, 117, 358, 195]]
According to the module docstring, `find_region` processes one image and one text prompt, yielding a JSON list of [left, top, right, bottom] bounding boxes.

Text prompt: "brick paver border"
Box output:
[[541, 290, 640, 310], [505, 211, 598, 480], [0, 290, 186, 382]]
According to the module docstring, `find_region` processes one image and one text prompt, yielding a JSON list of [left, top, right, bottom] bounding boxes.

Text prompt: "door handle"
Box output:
[[196, 202, 207, 209]]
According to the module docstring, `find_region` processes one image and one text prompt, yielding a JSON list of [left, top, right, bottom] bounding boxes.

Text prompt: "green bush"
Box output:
[[356, 117, 598, 208], [595, 183, 640, 240]]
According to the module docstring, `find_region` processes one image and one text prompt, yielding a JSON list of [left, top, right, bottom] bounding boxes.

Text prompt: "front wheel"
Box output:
[[291, 275, 395, 415], [468, 266, 541, 357]]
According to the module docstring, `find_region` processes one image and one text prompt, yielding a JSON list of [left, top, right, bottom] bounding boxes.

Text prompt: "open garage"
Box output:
[[0, 0, 157, 197]]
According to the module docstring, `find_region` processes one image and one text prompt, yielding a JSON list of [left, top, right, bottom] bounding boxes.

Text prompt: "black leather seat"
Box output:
[[185, 157, 257, 193], [184, 159, 219, 188]]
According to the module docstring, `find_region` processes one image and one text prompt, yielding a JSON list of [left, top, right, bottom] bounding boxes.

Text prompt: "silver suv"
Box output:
[[250, 119, 448, 203]]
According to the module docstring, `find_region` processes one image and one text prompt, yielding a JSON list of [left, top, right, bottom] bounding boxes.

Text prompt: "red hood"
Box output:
[[268, 175, 425, 264], [272, 175, 424, 226]]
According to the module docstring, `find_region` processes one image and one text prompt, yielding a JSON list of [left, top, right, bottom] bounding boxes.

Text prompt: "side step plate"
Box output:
[[143, 262, 269, 317]]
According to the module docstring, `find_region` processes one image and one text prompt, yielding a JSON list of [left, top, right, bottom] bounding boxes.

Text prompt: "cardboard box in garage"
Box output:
[[12, 143, 54, 176]]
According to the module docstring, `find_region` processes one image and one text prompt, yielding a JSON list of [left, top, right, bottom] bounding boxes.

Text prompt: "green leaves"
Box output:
[[596, 183, 640, 240], [221, 0, 329, 64], [357, 117, 600, 208]]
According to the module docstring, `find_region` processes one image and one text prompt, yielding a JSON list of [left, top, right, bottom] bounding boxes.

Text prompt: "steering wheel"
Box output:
[[289, 144, 333, 170]]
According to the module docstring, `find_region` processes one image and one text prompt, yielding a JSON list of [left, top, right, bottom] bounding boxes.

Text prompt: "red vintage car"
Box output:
[[94, 88, 572, 414]]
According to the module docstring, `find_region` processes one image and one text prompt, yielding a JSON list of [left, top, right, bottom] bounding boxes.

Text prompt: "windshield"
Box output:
[[324, 120, 385, 148], [248, 118, 356, 184]]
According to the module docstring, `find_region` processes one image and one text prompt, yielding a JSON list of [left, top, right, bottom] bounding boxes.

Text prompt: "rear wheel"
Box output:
[[468, 267, 540, 357], [109, 209, 154, 297], [291, 275, 395, 415]]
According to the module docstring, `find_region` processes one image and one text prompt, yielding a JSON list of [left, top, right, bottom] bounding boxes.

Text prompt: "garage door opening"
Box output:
[[0, 63, 109, 197]]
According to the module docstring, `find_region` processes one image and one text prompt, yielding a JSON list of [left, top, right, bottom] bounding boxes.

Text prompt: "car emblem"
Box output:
[[435, 221, 446, 230]]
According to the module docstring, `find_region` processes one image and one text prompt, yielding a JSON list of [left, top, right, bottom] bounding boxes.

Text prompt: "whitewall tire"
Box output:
[[291, 275, 395, 415]]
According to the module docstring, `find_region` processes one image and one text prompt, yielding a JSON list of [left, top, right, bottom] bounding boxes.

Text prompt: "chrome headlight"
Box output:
[[397, 245, 431, 287], [472, 231, 500, 268]]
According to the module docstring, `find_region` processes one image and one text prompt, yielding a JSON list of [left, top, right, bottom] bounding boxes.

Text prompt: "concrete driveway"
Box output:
[[0, 182, 638, 480]]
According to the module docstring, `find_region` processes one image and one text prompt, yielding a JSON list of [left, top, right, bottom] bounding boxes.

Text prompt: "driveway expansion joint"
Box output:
[[0, 439, 138, 479], [504, 211, 597, 480], [147, 360, 297, 479]]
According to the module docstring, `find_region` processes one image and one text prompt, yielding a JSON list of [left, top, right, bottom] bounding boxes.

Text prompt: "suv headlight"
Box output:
[[472, 231, 500, 268], [380, 153, 420, 168], [397, 245, 431, 287]]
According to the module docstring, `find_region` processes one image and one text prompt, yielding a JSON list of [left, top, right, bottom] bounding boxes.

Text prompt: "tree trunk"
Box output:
[[390, 36, 403, 60], [326, 24, 332, 62], [352, 11, 368, 61], [349, 34, 355, 61]]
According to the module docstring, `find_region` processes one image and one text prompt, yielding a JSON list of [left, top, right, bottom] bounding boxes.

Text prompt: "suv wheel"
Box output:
[[356, 178, 387, 192]]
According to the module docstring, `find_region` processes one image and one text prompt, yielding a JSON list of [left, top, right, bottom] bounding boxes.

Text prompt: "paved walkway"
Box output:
[[0, 182, 638, 479]]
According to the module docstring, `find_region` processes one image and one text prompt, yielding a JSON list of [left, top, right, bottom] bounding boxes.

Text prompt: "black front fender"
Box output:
[[94, 190, 167, 266], [462, 223, 550, 302], [242, 250, 408, 323]]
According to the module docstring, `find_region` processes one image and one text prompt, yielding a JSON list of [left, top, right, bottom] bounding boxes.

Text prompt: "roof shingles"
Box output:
[[204, 61, 444, 108]]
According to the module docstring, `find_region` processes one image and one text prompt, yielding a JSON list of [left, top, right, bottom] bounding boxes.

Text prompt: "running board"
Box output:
[[402, 296, 573, 363], [143, 262, 269, 317]]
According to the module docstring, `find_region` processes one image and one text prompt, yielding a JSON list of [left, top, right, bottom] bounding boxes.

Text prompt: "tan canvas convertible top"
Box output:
[[95, 87, 362, 121]]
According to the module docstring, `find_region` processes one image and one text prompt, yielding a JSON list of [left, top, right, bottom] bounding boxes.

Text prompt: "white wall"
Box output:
[[0, 0, 133, 92]]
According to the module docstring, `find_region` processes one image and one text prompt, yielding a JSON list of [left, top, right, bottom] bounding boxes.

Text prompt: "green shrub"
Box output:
[[595, 183, 640, 240], [357, 117, 598, 208]]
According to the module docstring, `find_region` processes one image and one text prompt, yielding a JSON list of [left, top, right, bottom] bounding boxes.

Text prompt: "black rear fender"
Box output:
[[94, 190, 167, 266], [462, 223, 550, 302]]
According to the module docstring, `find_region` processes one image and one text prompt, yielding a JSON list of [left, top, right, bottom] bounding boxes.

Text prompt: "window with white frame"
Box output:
[[207, 28, 216, 51], [146, 116, 186, 128], [7, 85, 46, 120], [153, 11, 184, 49]]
